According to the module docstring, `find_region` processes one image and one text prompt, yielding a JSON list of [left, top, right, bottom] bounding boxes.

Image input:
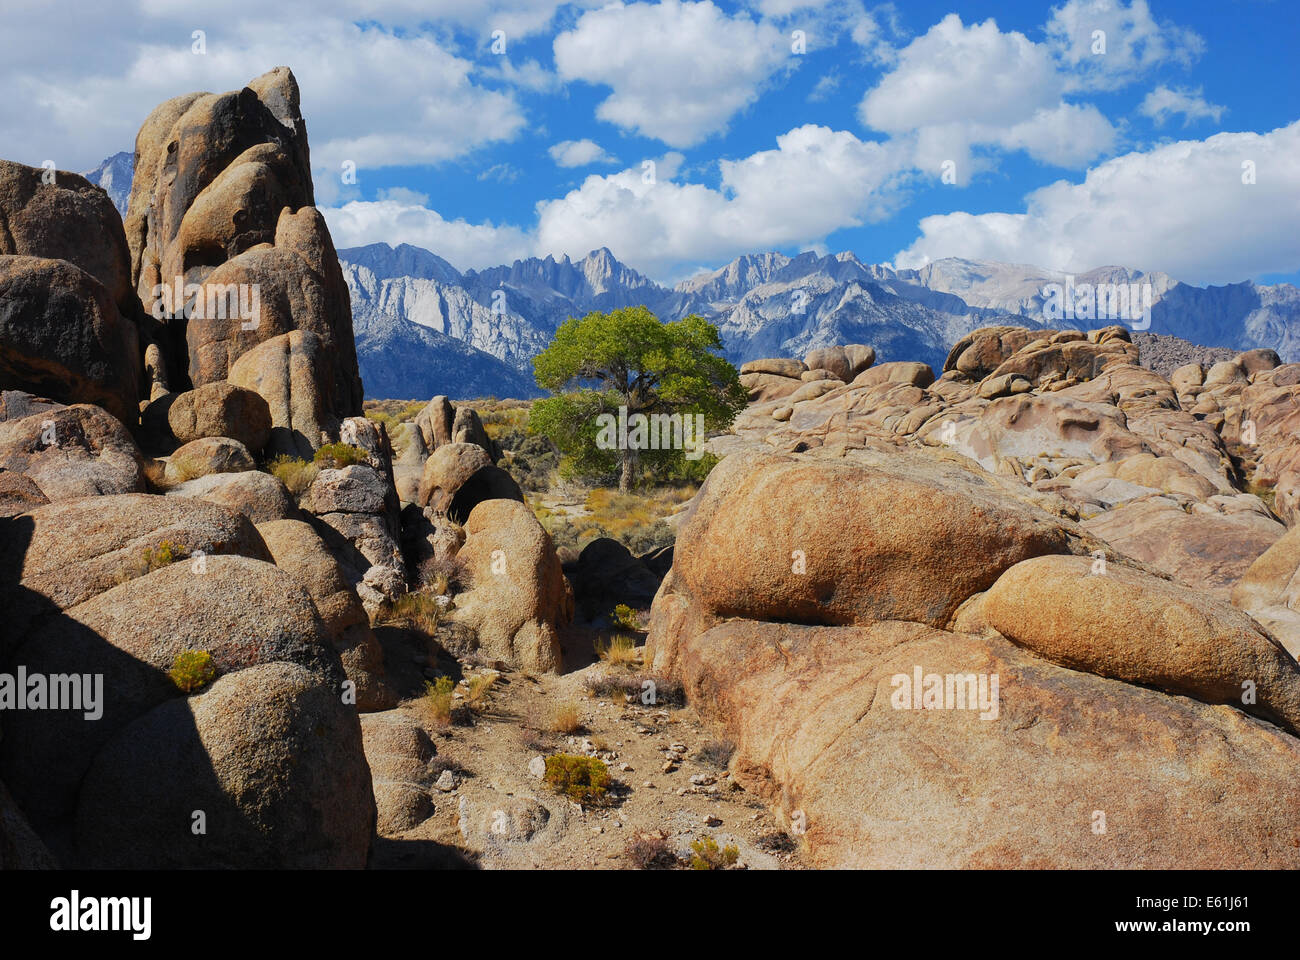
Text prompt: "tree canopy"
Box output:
[[529, 306, 747, 490]]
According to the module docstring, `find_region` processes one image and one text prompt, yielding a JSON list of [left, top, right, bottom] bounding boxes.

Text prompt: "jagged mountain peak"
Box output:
[[336, 242, 461, 283], [81, 150, 133, 218]]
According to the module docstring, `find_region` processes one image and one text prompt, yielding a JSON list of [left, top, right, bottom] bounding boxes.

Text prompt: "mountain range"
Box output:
[[77, 152, 1300, 400], [340, 243, 1300, 400]]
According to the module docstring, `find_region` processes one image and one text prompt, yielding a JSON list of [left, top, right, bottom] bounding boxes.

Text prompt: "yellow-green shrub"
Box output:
[[168, 649, 217, 694], [544, 754, 611, 805]]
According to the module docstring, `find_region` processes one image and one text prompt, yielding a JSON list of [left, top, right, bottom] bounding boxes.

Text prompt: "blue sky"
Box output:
[[2, 0, 1297, 285]]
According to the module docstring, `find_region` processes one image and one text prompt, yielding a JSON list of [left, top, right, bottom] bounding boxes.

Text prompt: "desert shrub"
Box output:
[[142, 539, 186, 571], [650, 451, 720, 485], [547, 699, 583, 734], [544, 754, 611, 805], [610, 604, 642, 632], [583, 672, 685, 707], [417, 552, 472, 595], [504, 433, 560, 490], [622, 521, 675, 556], [697, 739, 735, 769], [378, 590, 442, 636], [625, 831, 678, 869], [689, 835, 739, 870], [268, 455, 319, 496], [594, 633, 639, 667], [365, 409, 399, 432], [168, 649, 217, 694], [421, 675, 455, 726], [465, 673, 497, 712], [313, 442, 368, 469]]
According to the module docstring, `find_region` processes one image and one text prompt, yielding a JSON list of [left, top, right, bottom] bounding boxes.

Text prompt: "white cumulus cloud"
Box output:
[[553, 0, 793, 147], [548, 139, 616, 168], [1140, 84, 1226, 126], [858, 14, 1117, 174], [894, 121, 1300, 285], [1045, 0, 1206, 92]]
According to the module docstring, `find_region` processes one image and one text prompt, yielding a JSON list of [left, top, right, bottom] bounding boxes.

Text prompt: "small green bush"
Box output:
[[544, 753, 611, 805], [267, 455, 319, 496], [422, 675, 455, 725], [142, 539, 187, 571], [168, 649, 217, 694], [610, 604, 641, 632], [689, 835, 739, 870], [313, 442, 368, 469]]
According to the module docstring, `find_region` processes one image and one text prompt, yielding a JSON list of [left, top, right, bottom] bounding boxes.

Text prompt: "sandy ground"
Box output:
[[367, 638, 806, 871]]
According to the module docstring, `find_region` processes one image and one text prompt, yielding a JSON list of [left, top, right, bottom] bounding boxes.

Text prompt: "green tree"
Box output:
[[530, 306, 746, 491]]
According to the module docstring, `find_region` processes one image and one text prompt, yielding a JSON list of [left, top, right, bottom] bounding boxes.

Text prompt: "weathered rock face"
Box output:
[[650, 328, 1300, 867], [257, 518, 394, 711], [0, 469, 48, 517], [983, 554, 1300, 735], [673, 617, 1300, 868], [804, 344, 875, 382], [417, 441, 522, 521], [0, 256, 141, 424], [447, 499, 574, 673], [2, 555, 339, 819], [361, 710, 437, 834], [127, 67, 361, 443], [75, 661, 374, 868], [228, 330, 338, 458], [166, 381, 271, 452], [165, 469, 297, 524], [1233, 525, 1300, 657], [1080, 493, 1284, 597], [0, 159, 133, 310], [0, 493, 270, 650], [0, 400, 145, 500], [302, 462, 405, 610], [653, 448, 1085, 675], [164, 436, 256, 483]]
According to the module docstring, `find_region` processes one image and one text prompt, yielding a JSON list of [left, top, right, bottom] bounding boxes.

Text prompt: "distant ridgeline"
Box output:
[[337, 242, 1300, 400], [80, 155, 1300, 402]]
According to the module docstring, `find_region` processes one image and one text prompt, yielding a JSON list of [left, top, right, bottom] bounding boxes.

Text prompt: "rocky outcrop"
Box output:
[[361, 711, 438, 834], [649, 327, 1300, 867], [416, 441, 522, 522], [258, 518, 394, 711], [0, 493, 270, 648], [0, 256, 141, 424], [127, 67, 361, 450], [165, 469, 297, 524], [166, 381, 271, 452], [446, 499, 574, 673], [75, 661, 374, 868], [0, 398, 145, 500]]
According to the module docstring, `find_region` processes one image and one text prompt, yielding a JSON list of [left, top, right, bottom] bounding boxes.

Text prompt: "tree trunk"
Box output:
[[619, 446, 635, 492]]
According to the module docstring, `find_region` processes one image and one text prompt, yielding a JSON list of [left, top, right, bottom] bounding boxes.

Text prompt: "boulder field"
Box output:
[[4, 64, 1299, 870], [0, 69, 571, 868], [650, 327, 1300, 867]]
